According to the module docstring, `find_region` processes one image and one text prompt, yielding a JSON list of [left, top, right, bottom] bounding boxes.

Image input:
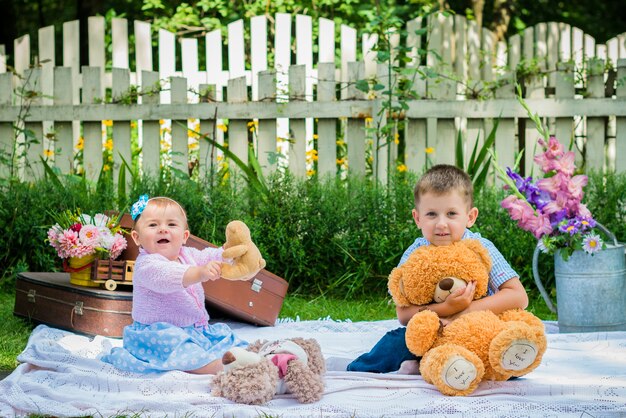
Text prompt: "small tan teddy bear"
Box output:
[[220, 220, 267, 281], [211, 337, 326, 404], [388, 239, 548, 396]]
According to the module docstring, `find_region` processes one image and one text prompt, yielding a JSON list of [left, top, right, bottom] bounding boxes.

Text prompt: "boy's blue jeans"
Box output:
[[347, 326, 418, 373]]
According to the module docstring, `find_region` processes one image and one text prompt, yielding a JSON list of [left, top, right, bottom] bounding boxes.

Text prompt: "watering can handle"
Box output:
[[532, 245, 557, 314], [531, 221, 617, 315]]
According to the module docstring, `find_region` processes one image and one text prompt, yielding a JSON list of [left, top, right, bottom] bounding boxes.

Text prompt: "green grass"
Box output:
[[0, 291, 33, 371], [0, 289, 556, 373]]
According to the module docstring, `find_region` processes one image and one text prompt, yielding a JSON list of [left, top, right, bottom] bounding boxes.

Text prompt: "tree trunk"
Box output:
[[492, 0, 515, 41]]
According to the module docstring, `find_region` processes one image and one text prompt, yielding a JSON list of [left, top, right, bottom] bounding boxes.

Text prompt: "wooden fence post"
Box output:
[[257, 70, 277, 176], [346, 61, 366, 177], [112, 67, 131, 186], [170, 76, 189, 177], [81, 66, 103, 181], [0, 72, 13, 179], [53, 67, 74, 174], [586, 58, 606, 171], [23, 68, 44, 181], [317, 62, 336, 178], [140, 70, 160, 177], [616, 59, 626, 174], [288, 64, 307, 178]]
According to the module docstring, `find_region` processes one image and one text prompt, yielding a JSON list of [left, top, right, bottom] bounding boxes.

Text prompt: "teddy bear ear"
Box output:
[[388, 268, 411, 307]]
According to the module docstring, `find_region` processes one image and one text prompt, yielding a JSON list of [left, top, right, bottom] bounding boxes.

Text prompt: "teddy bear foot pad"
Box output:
[[442, 355, 478, 391], [500, 339, 538, 372]]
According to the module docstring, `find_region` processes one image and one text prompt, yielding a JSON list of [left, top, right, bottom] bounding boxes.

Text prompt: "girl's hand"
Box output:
[[201, 261, 222, 282]]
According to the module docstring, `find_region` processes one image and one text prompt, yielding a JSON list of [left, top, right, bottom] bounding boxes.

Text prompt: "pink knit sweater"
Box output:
[[131, 246, 224, 327]]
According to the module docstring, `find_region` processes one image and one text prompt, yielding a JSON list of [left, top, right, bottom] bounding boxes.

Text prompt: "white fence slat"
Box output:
[[112, 67, 131, 183], [536, 23, 547, 64], [618, 34, 626, 59], [362, 33, 377, 77], [340, 24, 357, 99], [88, 16, 106, 68], [14, 35, 30, 76], [586, 58, 605, 171], [181, 37, 200, 96], [23, 69, 43, 181], [205, 29, 224, 99], [523, 73, 545, 175], [374, 63, 390, 182], [523, 26, 534, 62], [441, 13, 454, 67], [508, 33, 521, 71], [406, 65, 427, 173], [346, 61, 366, 176], [158, 29, 176, 105], [140, 70, 160, 176], [38, 25, 55, 165], [494, 73, 516, 182], [406, 17, 423, 67], [572, 27, 584, 87], [559, 23, 571, 62], [170, 76, 189, 175], [0, 73, 12, 177], [318, 18, 335, 64], [228, 20, 246, 79], [81, 66, 103, 180], [606, 37, 618, 66], [63, 16, 80, 171], [596, 44, 607, 61], [288, 64, 307, 177], [112, 18, 129, 69], [453, 15, 468, 80], [295, 14, 314, 152], [52, 67, 73, 173], [275, 13, 291, 96], [427, 13, 442, 68], [546, 22, 559, 87], [496, 40, 507, 74], [227, 76, 249, 167], [134, 21, 153, 75], [616, 59, 626, 173], [555, 62, 575, 149], [584, 34, 596, 60], [257, 70, 277, 175], [251, 15, 268, 101], [317, 62, 336, 177], [481, 28, 495, 82], [0, 45, 6, 73], [467, 20, 480, 80]]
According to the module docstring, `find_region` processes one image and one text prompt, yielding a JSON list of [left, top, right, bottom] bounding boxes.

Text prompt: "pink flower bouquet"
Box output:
[[494, 136, 603, 260], [47, 211, 127, 260]]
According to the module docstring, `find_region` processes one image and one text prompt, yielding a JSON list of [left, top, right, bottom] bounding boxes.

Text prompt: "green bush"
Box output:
[[1, 171, 624, 302]]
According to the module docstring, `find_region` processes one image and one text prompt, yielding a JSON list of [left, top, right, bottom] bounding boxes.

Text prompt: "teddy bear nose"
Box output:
[[222, 351, 236, 365], [439, 277, 455, 291]]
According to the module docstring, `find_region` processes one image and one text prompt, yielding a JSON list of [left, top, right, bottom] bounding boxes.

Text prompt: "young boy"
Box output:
[[347, 164, 529, 373]]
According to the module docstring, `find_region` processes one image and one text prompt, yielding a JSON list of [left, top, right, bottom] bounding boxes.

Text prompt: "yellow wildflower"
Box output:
[[76, 136, 84, 150], [44, 149, 54, 157], [307, 169, 316, 176], [336, 158, 346, 165], [313, 134, 319, 140], [104, 139, 114, 151], [336, 140, 345, 146], [397, 163, 407, 172], [103, 120, 113, 127], [130, 121, 137, 129], [189, 141, 199, 151], [365, 117, 373, 124], [217, 124, 228, 132], [425, 147, 434, 154]]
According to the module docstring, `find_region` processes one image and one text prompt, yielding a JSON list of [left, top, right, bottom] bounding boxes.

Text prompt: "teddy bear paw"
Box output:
[[499, 339, 538, 373], [440, 355, 479, 391]]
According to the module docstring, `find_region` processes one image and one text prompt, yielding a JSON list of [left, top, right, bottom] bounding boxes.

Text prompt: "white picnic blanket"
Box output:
[[0, 318, 625, 417]]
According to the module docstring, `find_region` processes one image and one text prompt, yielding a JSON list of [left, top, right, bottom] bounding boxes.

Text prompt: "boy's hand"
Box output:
[[442, 281, 476, 315]]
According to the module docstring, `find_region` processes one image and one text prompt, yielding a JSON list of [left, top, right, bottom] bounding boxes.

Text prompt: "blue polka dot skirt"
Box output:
[[102, 321, 247, 373]]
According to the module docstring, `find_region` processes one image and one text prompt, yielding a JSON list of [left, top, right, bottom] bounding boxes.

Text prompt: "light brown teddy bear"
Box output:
[[211, 337, 326, 404], [388, 239, 547, 396], [220, 220, 267, 281]]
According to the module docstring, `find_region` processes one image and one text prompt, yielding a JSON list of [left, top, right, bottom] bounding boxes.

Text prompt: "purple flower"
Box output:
[[558, 219, 579, 236]]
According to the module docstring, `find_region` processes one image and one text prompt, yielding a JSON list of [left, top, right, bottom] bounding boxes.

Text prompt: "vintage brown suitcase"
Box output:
[[117, 212, 288, 326], [14, 272, 132, 337]]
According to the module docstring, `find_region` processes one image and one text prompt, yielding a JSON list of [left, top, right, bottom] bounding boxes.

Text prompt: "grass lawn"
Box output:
[[0, 289, 556, 373]]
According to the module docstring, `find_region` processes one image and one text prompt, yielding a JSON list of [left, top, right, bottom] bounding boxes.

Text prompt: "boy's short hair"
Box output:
[[414, 164, 474, 208]]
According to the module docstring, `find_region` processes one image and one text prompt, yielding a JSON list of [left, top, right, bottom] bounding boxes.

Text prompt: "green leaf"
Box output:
[[355, 79, 370, 93], [39, 157, 64, 191]]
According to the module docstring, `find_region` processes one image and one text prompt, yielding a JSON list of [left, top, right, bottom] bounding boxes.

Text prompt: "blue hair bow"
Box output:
[[131, 194, 150, 220]]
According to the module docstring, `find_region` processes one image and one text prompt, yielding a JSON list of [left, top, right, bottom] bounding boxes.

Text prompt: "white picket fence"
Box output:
[[0, 13, 625, 184]]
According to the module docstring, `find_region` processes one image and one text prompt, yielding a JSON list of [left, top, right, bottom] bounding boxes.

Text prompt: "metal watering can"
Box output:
[[532, 222, 626, 333]]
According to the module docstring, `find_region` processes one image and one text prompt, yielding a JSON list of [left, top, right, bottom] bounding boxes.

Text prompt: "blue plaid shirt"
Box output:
[[398, 229, 518, 295]]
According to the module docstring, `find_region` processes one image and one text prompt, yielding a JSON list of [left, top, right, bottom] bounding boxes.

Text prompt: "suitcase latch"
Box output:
[[27, 289, 36, 303], [251, 278, 263, 293], [74, 301, 84, 316]]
